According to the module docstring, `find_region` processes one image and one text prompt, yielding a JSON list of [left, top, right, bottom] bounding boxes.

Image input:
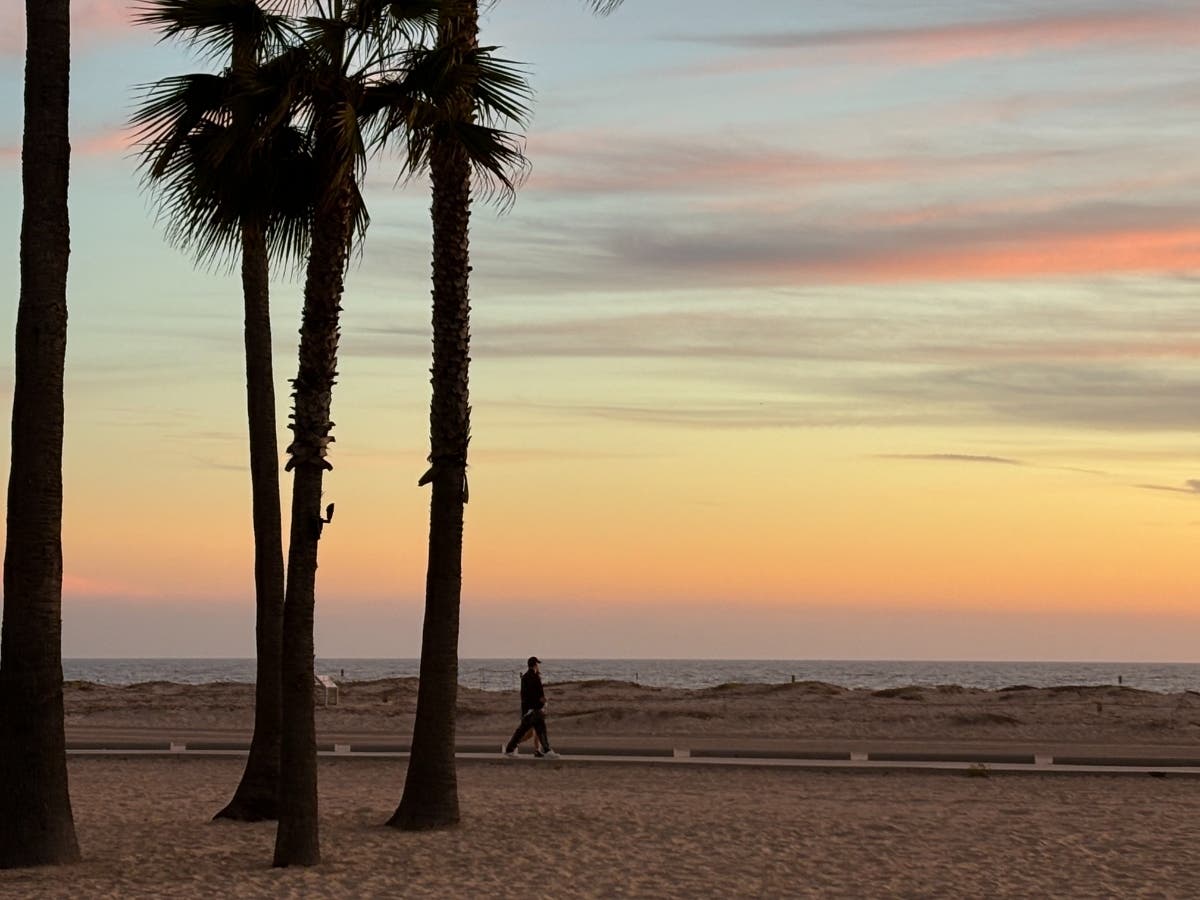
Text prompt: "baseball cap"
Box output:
[[527, 656, 541, 667]]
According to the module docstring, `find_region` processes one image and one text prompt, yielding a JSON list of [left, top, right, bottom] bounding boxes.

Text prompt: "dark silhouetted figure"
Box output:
[[503, 657, 558, 759]]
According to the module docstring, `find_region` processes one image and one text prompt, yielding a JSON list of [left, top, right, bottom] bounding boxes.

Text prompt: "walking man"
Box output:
[[503, 657, 559, 759]]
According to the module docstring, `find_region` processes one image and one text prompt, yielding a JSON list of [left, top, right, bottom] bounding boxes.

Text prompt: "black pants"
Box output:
[[505, 709, 550, 753]]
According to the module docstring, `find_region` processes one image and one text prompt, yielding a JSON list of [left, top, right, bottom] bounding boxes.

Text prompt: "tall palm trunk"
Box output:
[[215, 27, 287, 822], [0, 0, 81, 869], [272, 169, 353, 868], [215, 216, 286, 822], [389, 0, 477, 832]]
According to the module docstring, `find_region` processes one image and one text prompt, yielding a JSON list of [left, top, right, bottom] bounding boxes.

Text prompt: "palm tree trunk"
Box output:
[[389, 0, 477, 833], [0, 0, 81, 869], [272, 181, 353, 868], [215, 218, 285, 822]]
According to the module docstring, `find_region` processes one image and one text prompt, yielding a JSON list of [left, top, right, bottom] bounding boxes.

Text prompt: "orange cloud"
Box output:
[[610, 200, 1200, 288], [63, 572, 156, 602], [807, 226, 1200, 284]]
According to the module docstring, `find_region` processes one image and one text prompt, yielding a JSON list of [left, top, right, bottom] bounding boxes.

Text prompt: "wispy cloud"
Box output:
[[670, 8, 1200, 73], [523, 131, 1081, 198], [78, 125, 137, 157], [862, 362, 1200, 433], [469, 351, 1200, 434], [525, 133, 911, 196], [878, 453, 1025, 466], [346, 275, 1200, 389], [604, 201, 1200, 287], [493, 399, 934, 431], [0, 124, 135, 163], [1137, 479, 1200, 495], [1, 1, 137, 56], [63, 572, 156, 602]]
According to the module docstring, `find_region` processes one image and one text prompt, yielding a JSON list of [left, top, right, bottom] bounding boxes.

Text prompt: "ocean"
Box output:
[[61, 658, 1200, 694]]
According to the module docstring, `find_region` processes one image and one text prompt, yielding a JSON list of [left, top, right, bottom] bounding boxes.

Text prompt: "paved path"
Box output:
[[65, 740, 1200, 776]]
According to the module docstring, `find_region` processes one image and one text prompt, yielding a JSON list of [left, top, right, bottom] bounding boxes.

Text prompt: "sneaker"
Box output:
[[533, 749, 545, 758], [541, 749, 560, 760], [502, 743, 518, 757]]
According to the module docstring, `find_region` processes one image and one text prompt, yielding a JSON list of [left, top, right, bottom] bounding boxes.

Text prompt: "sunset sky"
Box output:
[[1, 0, 1199, 661]]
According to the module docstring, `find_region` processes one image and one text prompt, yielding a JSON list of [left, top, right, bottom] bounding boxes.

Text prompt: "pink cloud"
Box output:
[[850, 10, 1200, 66], [1, 1, 137, 55], [677, 9, 1200, 77], [63, 572, 155, 602], [608, 199, 1200, 290], [0, 124, 136, 163], [525, 131, 916, 196], [527, 144, 906, 194], [868, 166, 1200, 229], [524, 131, 1066, 197], [76, 125, 138, 157]]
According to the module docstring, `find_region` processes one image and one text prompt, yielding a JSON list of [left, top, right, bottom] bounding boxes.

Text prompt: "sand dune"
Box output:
[[63, 677, 1200, 752]]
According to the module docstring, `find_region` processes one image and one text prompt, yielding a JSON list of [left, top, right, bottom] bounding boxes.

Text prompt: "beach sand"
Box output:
[[2, 756, 1199, 898], [3, 678, 1198, 897]]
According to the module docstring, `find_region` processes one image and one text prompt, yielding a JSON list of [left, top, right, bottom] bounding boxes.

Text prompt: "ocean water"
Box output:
[[61, 658, 1200, 694]]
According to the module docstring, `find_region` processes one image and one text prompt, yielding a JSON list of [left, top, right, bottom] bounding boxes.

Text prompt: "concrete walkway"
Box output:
[[65, 740, 1200, 776]]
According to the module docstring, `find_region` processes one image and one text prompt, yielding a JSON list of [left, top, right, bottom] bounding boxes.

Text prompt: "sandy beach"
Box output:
[[1, 756, 1199, 898], [3, 678, 1199, 897]]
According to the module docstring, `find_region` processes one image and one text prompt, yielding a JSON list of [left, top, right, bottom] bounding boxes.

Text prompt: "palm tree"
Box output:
[[262, 0, 531, 854], [387, 0, 492, 831], [268, 4, 360, 865], [0, 0, 81, 869], [388, 0, 619, 832], [132, 0, 311, 822], [264, 0, 436, 864]]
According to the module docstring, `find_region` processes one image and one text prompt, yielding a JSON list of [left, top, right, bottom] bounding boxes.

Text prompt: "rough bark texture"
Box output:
[[0, 0, 81, 869], [389, 0, 477, 833], [272, 178, 353, 868], [214, 218, 285, 822]]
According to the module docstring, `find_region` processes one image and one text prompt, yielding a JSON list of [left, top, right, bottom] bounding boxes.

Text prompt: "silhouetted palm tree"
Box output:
[[258, 0, 451, 864], [244, 0, 534, 857], [132, 0, 315, 822], [0, 0, 81, 869], [388, 0, 513, 831], [389, 0, 618, 831], [267, 3, 363, 866]]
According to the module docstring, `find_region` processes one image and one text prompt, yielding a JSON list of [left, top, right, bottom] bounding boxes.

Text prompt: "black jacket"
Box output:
[[520, 669, 545, 714]]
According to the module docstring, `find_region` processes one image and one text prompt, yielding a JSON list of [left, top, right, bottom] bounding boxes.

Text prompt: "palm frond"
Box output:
[[132, 73, 231, 177], [133, 0, 295, 61], [132, 55, 326, 272], [348, 0, 438, 40], [450, 121, 529, 204], [379, 42, 530, 127], [296, 13, 354, 71], [394, 119, 527, 209], [470, 48, 532, 128]]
